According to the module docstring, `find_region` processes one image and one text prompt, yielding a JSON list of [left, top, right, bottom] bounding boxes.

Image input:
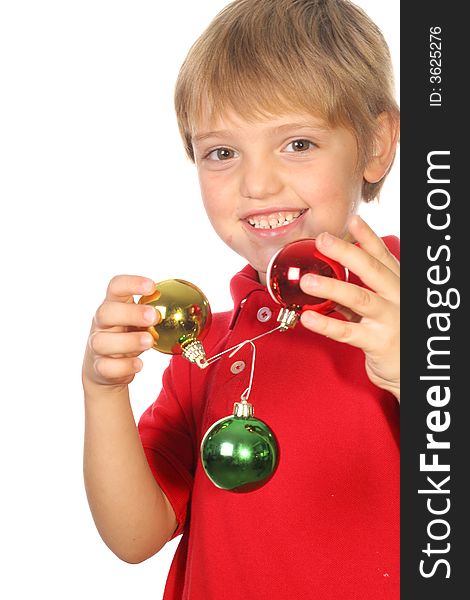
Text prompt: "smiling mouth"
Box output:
[[245, 209, 307, 230]]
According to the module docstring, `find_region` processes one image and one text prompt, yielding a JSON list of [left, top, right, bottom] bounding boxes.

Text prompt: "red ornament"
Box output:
[[266, 238, 347, 329]]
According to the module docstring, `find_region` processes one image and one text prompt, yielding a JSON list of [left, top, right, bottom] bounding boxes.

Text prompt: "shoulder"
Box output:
[[203, 310, 233, 353]]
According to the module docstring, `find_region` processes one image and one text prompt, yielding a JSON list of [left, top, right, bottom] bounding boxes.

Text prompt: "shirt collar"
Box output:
[[228, 264, 268, 329]]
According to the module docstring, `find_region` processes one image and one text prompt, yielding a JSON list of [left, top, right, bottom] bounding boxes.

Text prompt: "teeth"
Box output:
[[246, 210, 304, 229]]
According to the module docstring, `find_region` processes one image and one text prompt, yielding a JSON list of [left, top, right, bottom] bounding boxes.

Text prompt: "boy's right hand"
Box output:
[[82, 275, 160, 391]]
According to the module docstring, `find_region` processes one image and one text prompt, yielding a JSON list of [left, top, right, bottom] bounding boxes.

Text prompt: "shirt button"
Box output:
[[230, 360, 246, 374], [257, 307, 272, 322]]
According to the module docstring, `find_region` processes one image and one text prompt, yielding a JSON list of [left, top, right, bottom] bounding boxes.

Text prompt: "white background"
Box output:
[[0, 1, 399, 598]]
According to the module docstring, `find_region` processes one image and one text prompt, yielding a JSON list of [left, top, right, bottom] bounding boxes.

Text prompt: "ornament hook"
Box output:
[[229, 340, 256, 403]]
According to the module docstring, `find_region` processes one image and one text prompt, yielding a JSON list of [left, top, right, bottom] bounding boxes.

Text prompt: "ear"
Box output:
[[363, 112, 400, 184]]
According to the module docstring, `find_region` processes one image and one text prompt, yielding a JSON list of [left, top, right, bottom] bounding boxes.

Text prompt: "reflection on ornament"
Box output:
[[201, 401, 279, 492], [139, 279, 212, 367], [266, 238, 347, 330]]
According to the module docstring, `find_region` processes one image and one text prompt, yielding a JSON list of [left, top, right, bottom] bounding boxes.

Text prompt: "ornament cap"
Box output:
[[181, 340, 208, 368], [233, 401, 254, 418], [277, 307, 300, 331]]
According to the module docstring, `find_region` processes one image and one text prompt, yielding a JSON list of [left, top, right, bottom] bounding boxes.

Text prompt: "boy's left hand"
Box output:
[[299, 215, 400, 402]]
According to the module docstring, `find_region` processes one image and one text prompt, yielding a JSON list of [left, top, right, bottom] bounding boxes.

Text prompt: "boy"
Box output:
[[82, 1, 400, 598]]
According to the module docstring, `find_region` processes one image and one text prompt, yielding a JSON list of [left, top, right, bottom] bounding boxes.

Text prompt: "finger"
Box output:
[[95, 301, 160, 329], [315, 230, 399, 300], [106, 275, 156, 302], [333, 304, 361, 323], [94, 356, 143, 381], [89, 330, 154, 357], [301, 274, 386, 319], [348, 215, 400, 277], [300, 310, 367, 350]]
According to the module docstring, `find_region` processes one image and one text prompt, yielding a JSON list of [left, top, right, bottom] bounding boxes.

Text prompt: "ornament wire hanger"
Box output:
[[201, 324, 283, 370], [229, 339, 256, 402]]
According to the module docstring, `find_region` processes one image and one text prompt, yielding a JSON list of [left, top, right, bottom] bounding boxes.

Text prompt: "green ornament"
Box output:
[[200, 401, 279, 492]]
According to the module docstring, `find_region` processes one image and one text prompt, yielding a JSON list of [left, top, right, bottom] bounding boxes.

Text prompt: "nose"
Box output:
[[239, 154, 284, 200]]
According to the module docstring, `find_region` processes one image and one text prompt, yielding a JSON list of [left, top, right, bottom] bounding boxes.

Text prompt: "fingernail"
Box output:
[[319, 232, 334, 246], [302, 274, 319, 289], [142, 280, 156, 294], [141, 333, 154, 348], [348, 214, 363, 228], [144, 306, 157, 323], [301, 311, 320, 327]]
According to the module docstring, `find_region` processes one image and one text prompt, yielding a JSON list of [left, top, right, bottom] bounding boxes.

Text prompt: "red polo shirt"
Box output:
[[138, 236, 400, 600]]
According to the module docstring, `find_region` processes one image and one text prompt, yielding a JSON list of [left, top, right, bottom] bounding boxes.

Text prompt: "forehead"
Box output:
[[191, 109, 333, 140]]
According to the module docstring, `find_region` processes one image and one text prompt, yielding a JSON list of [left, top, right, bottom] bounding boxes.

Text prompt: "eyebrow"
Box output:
[[192, 121, 331, 144], [273, 122, 331, 134], [192, 130, 233, 143]]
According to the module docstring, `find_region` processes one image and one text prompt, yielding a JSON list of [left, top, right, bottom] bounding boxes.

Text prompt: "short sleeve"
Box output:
[[138, 357, 195, 539]]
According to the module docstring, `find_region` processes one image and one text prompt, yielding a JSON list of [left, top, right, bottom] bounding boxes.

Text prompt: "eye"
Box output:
[[205, 147, 237, 161], [284, 139, 315, 152]]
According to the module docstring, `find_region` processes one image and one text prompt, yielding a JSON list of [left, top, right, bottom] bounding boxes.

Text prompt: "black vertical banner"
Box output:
[[401, 3, 467, 599]]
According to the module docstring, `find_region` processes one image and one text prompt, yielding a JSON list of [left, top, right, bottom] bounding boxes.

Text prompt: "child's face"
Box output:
[[192, 110, 364, 284]]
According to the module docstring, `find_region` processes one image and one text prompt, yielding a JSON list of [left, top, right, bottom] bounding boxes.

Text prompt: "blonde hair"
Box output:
[[175, 0, 399, 201]]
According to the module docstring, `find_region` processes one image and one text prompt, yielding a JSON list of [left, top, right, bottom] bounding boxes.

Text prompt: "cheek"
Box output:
[[201, 185, 240, 233], [198, 179, 220, 217], [298, 165, 361, 209], [199, 183, 234, 237], [295, 177, 346, 209], [199, 173, 230, 210]]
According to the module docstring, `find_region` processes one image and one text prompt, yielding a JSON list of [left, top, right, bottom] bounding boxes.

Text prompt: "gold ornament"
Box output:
[[139, 279, 212, 367]]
